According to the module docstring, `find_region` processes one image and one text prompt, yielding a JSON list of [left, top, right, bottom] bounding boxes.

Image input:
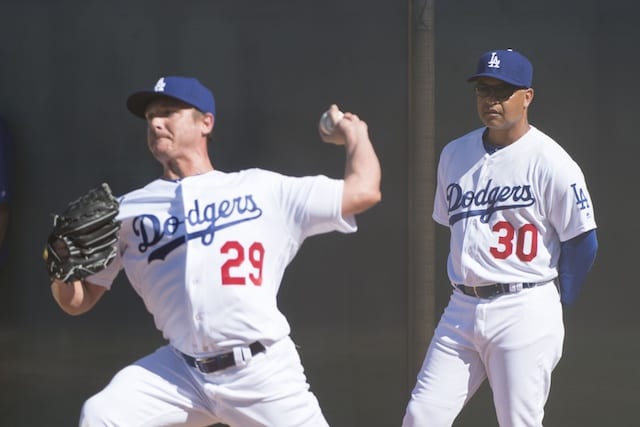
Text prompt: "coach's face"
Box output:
[[144, 97, 213, 163], [474, 77, 534, 132]]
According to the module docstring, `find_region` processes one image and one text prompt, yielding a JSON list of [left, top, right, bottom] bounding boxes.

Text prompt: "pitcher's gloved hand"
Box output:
[[44, 183, 120, 283]]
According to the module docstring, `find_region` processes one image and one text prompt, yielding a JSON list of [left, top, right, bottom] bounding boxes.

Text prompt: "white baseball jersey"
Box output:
[[89, 169, 355, 356], [433, 125, 597, 286]]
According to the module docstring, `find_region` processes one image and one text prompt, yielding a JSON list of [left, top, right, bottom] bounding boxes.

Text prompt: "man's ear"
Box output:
[[202, 112, 214, 134], [524, 88, 534, 108]]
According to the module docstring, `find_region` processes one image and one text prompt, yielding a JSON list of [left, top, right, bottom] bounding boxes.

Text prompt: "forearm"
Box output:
[[342, 128, 382, 216], [51, 279, 105, 315], [558, 229, 598, 306]]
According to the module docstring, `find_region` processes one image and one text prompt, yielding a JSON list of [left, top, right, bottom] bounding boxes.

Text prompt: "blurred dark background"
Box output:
[[0, 1, 636, 426]]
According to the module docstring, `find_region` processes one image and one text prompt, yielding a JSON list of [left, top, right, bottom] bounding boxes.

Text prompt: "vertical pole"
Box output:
[[407, 0, 436, 389]]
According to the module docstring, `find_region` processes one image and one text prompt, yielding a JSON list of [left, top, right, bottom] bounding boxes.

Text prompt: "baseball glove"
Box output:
[[44, 183, 121, 283]]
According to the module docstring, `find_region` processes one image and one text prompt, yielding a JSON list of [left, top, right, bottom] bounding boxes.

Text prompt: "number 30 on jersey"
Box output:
[[490, 222, 538, 262]]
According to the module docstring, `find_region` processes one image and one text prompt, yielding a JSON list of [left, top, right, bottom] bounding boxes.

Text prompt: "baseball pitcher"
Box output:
[[47, 76, 381, 427]]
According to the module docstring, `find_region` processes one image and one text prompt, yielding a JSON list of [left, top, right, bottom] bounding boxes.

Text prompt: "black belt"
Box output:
[[455, 281, 549, 299], [180, 341, 265, 374]]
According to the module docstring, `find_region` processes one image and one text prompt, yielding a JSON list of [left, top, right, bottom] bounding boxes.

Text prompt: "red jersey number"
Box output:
[[490, 221, 538, 262], [220, 241, 265, 286]]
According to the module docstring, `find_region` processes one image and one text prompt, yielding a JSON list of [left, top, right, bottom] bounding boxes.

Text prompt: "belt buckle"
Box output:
[[233, 346, 253, 367], [509, 283, 523, 293]]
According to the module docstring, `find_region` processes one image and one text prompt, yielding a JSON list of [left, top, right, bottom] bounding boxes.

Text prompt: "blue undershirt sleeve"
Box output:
[[558, 229, 598, 306]]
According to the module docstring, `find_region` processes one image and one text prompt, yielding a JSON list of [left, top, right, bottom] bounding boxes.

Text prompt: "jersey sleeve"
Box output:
[[433, 155, 450, 227], [277, 174, 357, 241], [431, 129, 485, 227], [85, 193, 136, 289], [547, 158, 597, 242], [85, 247, 123, 290]]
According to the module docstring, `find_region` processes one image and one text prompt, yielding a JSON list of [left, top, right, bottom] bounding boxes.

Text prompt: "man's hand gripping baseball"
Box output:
[[318, 104, 382, 217]]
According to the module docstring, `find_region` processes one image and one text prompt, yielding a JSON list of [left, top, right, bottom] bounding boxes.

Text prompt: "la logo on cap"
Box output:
[[487, 52, 501, 69], [467, 48, 533, 88], [154, 78, 166, 92]]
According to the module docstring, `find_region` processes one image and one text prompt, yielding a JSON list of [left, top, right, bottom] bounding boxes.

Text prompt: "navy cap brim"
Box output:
[[126, 91, 197, 119], [467, 73, 526, 87]]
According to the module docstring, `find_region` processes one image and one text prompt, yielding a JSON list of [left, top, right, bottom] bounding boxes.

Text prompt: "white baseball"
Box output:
[[320, 110, 344, 134]]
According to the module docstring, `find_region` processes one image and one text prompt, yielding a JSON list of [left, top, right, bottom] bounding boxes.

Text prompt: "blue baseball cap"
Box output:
[[467, 49, 533, 88], [126, 76, 216, 118]]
